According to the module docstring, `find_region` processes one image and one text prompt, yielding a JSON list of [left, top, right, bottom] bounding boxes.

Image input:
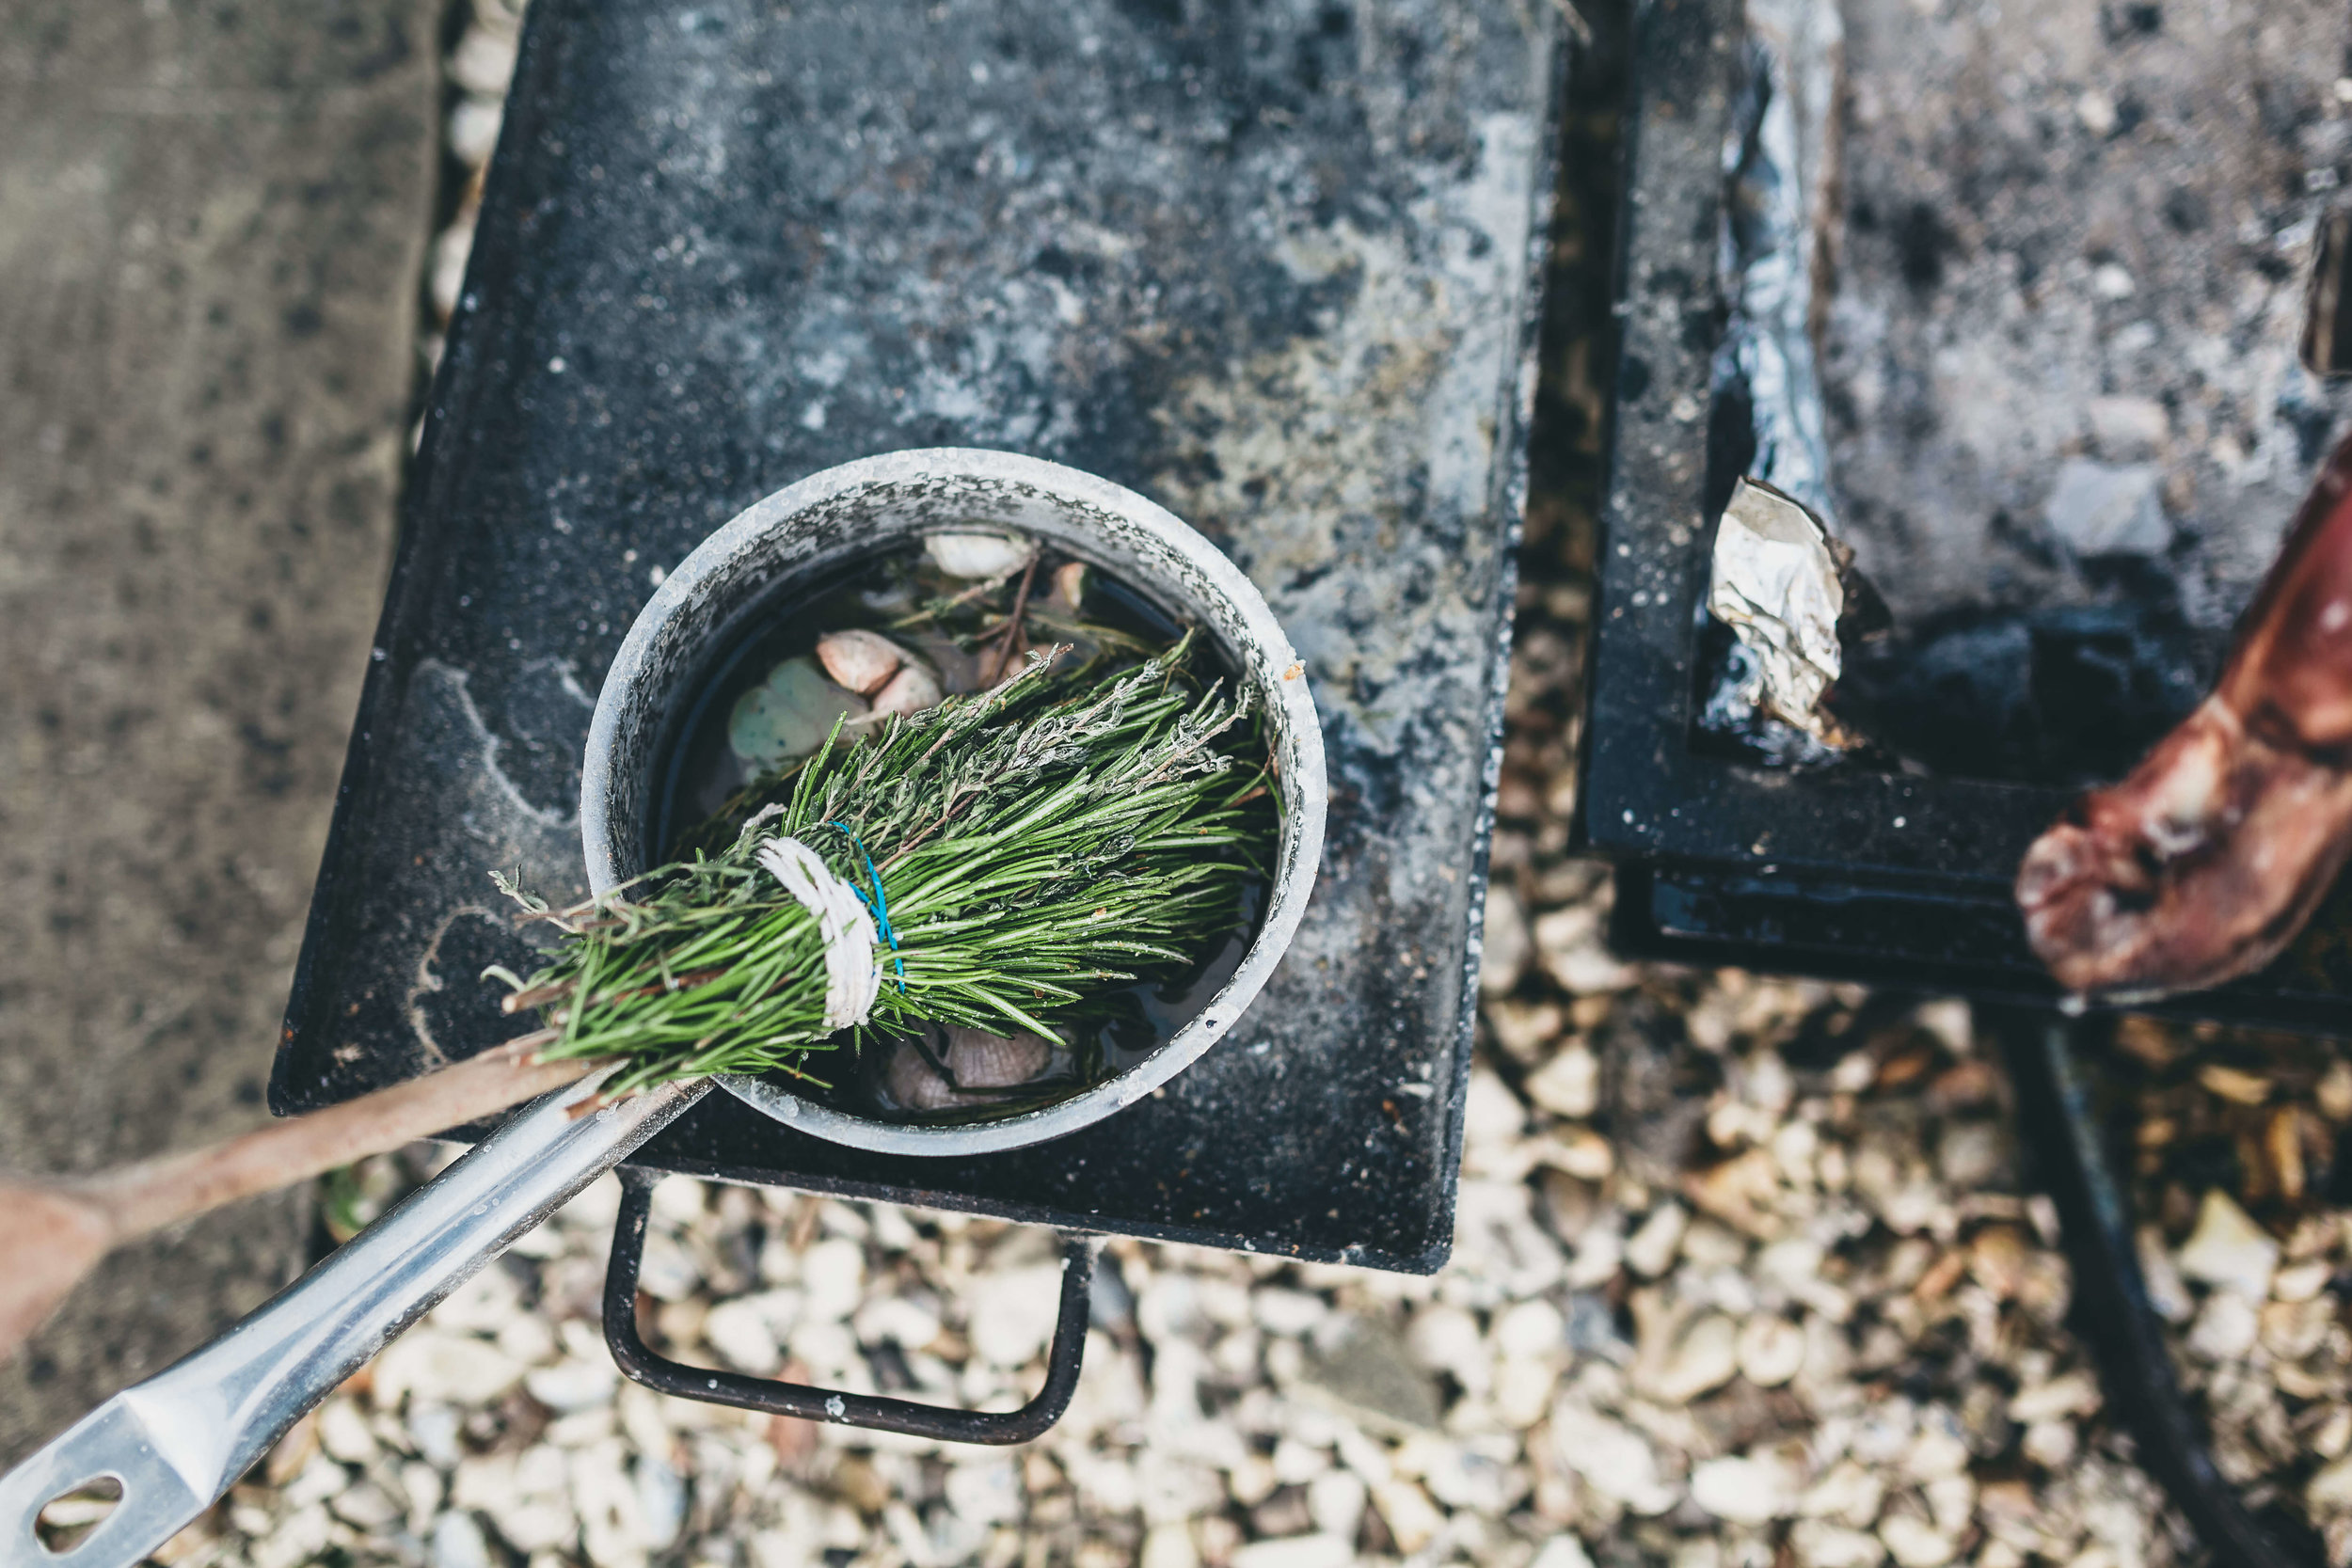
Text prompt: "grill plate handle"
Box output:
[[601, 1166, 1094, 1443]]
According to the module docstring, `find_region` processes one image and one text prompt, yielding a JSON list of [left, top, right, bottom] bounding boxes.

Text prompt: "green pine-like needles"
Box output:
[[489, 634, 1277, 1101]]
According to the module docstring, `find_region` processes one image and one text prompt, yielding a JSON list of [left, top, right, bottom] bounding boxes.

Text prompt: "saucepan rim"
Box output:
[[580, 447, 1327, 1157]]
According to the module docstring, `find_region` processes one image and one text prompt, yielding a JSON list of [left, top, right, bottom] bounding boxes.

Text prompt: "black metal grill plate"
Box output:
[[275, 0, 1562, 1272]]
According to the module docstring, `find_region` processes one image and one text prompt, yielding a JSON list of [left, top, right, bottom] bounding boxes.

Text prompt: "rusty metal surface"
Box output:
[[276, 0, 1562, 1271]]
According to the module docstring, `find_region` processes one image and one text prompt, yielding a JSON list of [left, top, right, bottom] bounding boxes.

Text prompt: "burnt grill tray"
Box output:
[[1583, 0, 2352, 1032], [275, 0, 1564, 1273]]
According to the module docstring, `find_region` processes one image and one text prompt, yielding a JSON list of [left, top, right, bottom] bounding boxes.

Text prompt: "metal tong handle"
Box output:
[[0, 1072, 709, 1567]]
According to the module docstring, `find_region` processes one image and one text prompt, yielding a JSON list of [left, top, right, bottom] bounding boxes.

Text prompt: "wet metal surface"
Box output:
[[277, 0, 1562, 1272]]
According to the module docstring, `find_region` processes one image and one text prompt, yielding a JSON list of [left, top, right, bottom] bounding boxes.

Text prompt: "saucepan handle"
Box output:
[[0, 1073, 709, 1568], [602, 1166, 1095, 1443]]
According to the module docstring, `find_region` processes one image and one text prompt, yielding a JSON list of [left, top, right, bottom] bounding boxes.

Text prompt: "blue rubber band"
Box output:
[[819, 820, 906, 990]]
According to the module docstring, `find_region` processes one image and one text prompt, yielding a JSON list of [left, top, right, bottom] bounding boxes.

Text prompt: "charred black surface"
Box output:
[[1834, 587, 2219, 786], [275, 0, 1564, 1273], [1581, 0, 2352, 1032]]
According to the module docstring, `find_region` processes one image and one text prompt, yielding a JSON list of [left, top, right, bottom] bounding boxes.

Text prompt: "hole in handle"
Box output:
[[33, 1476, 122, 1556]]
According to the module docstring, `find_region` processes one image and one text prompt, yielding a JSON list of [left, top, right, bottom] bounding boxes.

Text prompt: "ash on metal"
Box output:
[[1696, 0, 1863, 767], [1703, 0, 2352, 787]]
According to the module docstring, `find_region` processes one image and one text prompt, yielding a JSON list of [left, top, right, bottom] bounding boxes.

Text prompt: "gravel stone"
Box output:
[[1229, 1532, 1354, 1568], [1647, 1312, 1740, 1403], [431, 1511, 494, 1568], [315, 1398, 376, 1465], [328, 1481, 403, 1530], [1495, 1298, 1567, 1362], [446, 24, 518, 94], [1690, 1452, 1802, 1523], [2312, 1454, 2352, 1513], [1305, 1467, 1367, 1541], [1527, 1042, 1601, 1119], [1529, 1536, 1599, 1568], [796, 1237, 868, 1323], [1549, 1404, 1679, 1515], [700, 1297, 785, 1374], [1931, 1121, 2008, 1190], [279, 1456, 346, 1511], [968, 1265, 1068, 1368], [1736, 1313, 1807, 1387], [1252, 1289, 1327, 1338], [1138, 1523, 1200, 1568], [1877, 1512, 1958, 1568], [2186, 1290, 2262, 1362], [1790, 1519, 1888, 1568], [1406, 1303, 1485, 1385], [1481, 882, 1533, 997], [2021, 1419, 2078, 1469], [1298, 1315, 1443, 1437], [248, 1506, 331, 1568], [1370, 1478, 1444, 1554], [373, 1331, 526, 1409], [525, 1357, 619, 1415], [2175, 1188, 2280, 1299], [1624, 1201, 1689, 1278], [2009, 1370, 2100, 1425]]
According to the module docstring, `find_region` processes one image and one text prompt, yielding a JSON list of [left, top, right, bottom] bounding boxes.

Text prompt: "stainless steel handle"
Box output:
[[0, 1072, 711, 1567]]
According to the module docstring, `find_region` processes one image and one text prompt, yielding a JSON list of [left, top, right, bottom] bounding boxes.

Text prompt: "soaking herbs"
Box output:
[[489, 532, 1279, 1118]]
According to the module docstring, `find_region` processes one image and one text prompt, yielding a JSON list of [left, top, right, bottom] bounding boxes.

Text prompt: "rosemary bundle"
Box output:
[[0, 556, 1288, 1366], [490, 634, 1276, 1101]]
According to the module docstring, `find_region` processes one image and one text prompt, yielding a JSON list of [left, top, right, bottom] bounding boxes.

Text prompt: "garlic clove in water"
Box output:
[[942, 1024, 1051, 1087], [911, 631, 986, 694], [880, 1023, 1053, 1111], [867, 659, 944, 720], [727, 656, 868, 768], [816, 628, 907, 696], [925, 531, 1035, 581], [882, 1027, 962, 1111]]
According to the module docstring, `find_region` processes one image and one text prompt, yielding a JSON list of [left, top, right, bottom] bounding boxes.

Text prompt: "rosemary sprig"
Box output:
[[490, 634, 1275, 1099]]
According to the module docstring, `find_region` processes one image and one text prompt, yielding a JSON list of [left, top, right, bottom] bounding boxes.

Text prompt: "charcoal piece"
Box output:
[[1834, 595, 2212, 786]]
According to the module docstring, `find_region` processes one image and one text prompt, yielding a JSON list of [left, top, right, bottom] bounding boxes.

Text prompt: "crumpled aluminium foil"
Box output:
[[1708, 478, 1846, 738], [1719, 0, 1843, 520], [1703, 0, 1856, 756]]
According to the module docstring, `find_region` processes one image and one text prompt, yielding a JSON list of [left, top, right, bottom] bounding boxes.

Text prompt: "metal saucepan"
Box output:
[[0, 449, 1326, 1566]]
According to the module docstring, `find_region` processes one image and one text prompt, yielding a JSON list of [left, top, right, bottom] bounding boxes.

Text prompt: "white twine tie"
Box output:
[[756, 835, 880, 1031]]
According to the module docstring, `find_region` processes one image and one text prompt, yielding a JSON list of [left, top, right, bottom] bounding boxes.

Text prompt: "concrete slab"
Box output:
[[0, 0, 438, 1460]]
